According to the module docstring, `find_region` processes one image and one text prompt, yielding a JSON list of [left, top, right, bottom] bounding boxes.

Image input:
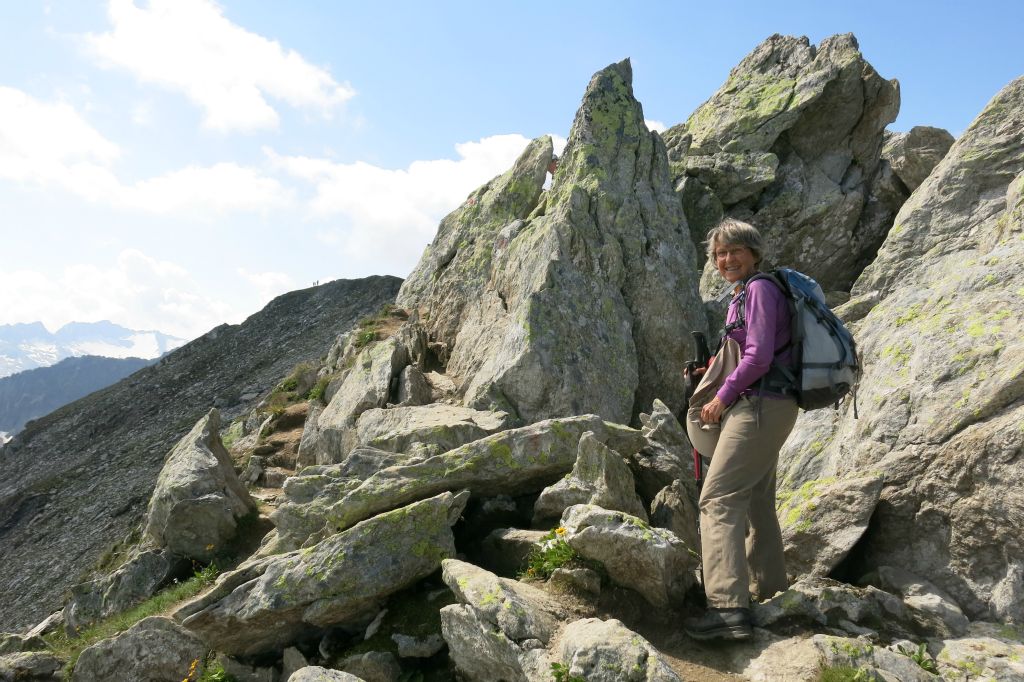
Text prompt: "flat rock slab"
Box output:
[[177, 492, 463, 656], [275, 415, 642, 547], [352, 403, 510, 458], [753, 577, 913, 640]]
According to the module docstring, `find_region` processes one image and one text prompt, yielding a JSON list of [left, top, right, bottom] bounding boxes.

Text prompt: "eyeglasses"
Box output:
[[713, 246, 749, 261]]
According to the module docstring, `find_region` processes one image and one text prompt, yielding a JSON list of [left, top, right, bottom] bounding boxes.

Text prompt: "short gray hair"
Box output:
[[706, 218, 765, 266]]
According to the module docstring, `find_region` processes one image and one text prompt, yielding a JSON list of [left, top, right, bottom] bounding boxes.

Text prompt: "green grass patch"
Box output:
[[551, 661, 586, 682], [896, 642, 939, 675], [522, 528, 579, 580], [818, 666, 873, 681], [198, 656, 236, 682], [46, 563, 220, 680], [307, 375, 331, 402]]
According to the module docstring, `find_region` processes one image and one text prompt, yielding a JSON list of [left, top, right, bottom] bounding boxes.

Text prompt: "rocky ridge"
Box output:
[[0, 276, 402, 632], [1, 33, 1021, 682]]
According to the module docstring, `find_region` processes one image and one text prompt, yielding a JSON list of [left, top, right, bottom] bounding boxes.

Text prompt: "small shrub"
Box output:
[[353, 327, 377, 349], [896, 642, 939, 675], [307, 375, 331, 402], [551, 662, 586, 682], [198, 656, 236, 682], [523, 528, 577, 580]]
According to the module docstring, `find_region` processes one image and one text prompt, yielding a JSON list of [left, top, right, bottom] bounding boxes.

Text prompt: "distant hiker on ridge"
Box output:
[[683, 219, 798, 642]]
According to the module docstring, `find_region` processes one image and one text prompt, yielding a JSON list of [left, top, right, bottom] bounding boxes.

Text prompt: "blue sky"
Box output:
[[1, 1, 1021, 339]]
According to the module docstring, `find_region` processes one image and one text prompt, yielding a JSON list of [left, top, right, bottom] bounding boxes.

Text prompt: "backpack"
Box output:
[[730, 268, 859, 412]]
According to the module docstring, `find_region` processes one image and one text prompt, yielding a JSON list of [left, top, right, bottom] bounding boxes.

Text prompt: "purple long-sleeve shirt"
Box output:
[[716, 278, 793, 406]]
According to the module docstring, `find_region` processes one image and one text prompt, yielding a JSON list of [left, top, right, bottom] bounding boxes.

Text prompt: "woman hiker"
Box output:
[[683, 218, 799, 641]]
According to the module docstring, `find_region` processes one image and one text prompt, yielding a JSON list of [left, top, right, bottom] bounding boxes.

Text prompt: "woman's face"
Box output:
[[713, 242, 757, 283]]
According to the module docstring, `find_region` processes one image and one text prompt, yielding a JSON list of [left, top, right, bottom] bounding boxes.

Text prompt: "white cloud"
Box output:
[[117, 163, 293, 214], [88, 0, 356, 132], [0, 250, 239, 339], [237, 268, 296, 308], [645, 119, 668, 133], [0, 85, 122, 199], [0, 86, 291, 214], [270, 133, 565, 275]]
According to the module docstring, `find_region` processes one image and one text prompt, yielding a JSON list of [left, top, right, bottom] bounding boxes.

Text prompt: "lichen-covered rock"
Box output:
[[0, 633, 45, 656], [0, 651, 62, 681], [290, 668, 366, 682], [630, 399, 694, 504], [882, 125, 956, 191], [812, 634, 937, 682], [395, 365, 432, 407], [71, 616, 208, 682], [442, 560, 566, 644], [664, 33, 901, 293], [933, 622, 1024, 681], [281, 646, 309, 681], [555, 618, 681, 682], [391, 632, 444, 658], [561, 504, 695, 609], [781, 76, 1024, 620], [676, 151, 779, 204], [296, 400, 325, 468], [480, 528, 549, 577], [63, 548, 180, 636], [439, 604, 543, 682], [335, 652, 398, 682], [317, 337, 408, 462], [398, 59, 706, 424], [273, 415, 641, 547], [776, 473, 884, 577], [214, 654, 278, 682], [867, 566, 969, 637], [143, 409, 256, 562], [753, 577, 911, 639], [649, 481, 699, 556], [731, 633, 824, 682], [176, 493, 463, 656], [440, 559, 566, 682], [351, 404, 510, 458], [550, 567, 601, 596], [533, 431, 647, 524]]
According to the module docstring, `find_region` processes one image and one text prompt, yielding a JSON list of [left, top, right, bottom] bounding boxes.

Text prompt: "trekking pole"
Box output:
[[685, 331, 711, 591]]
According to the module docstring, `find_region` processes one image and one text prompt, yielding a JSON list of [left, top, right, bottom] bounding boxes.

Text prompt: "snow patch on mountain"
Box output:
[[0, 322, 186, 378]]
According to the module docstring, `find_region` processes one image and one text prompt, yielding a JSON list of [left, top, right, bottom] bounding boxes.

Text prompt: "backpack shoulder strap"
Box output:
[[735, 271, 787, 328]]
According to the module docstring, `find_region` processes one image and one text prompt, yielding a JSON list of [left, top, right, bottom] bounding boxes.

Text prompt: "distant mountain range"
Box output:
[[0, 321, 186, 379], [0, 355, 155, 437]]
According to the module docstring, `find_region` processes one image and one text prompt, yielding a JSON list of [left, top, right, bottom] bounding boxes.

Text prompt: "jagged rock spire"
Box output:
[[399, 59, 705, 424], [665, 33, 903, 294]]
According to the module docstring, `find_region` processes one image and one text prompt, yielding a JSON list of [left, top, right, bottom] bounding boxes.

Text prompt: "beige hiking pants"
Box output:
[[699, 394, 799, 608]]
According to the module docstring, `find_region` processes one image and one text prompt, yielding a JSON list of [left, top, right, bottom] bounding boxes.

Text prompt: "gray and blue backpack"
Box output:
[[730, 268, 859, 412]]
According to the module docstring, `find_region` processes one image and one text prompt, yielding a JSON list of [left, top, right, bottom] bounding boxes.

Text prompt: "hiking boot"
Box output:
[[683, 607, 753, 641]]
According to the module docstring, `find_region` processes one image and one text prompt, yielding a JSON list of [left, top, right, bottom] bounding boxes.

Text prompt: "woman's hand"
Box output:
[[701, 396, 726, 424]]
